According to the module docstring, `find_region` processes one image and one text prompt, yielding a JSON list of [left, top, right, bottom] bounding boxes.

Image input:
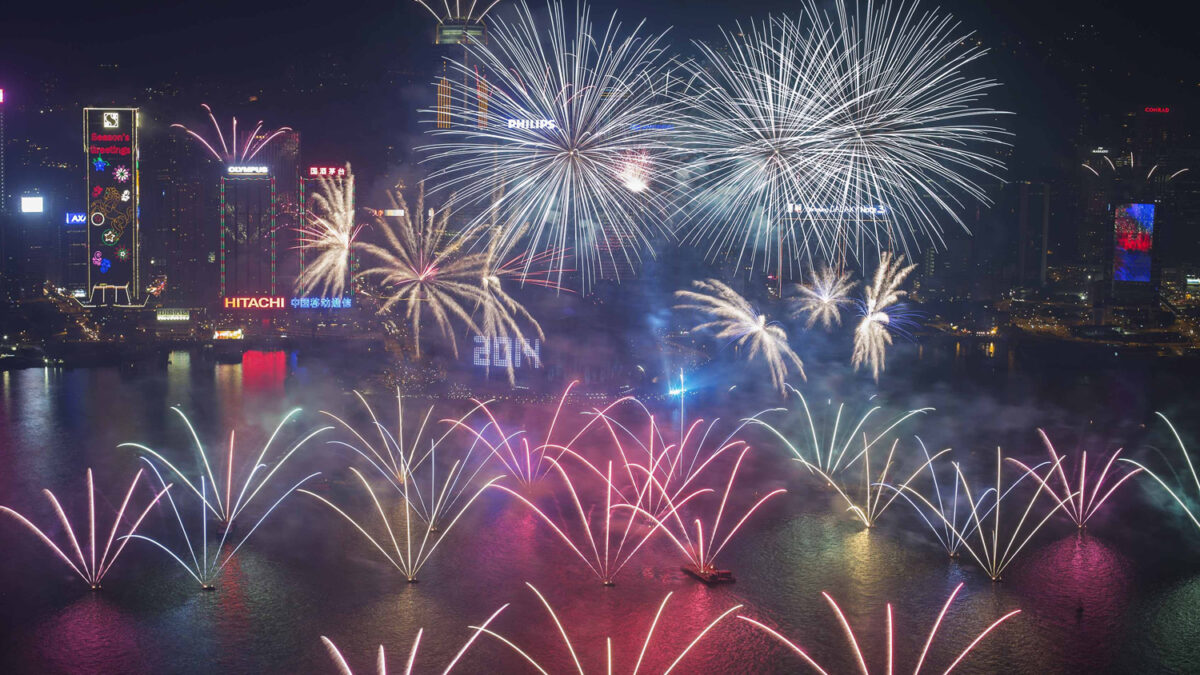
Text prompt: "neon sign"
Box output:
[[472, 336, 542, 369], [507, 119, 556, 130], [290, 296, 353, 309], [213, 329, 244, 340], [308, 166, 347, 177], [227, 165, 268, 175], [223, 296, 285, 309], [1144, 106, 1170, 113], [85, 107, 138, 300], [66, 213, 87, 225]]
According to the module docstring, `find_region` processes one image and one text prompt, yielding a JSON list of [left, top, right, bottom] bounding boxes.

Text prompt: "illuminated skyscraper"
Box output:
[[83, 107, 141, 306], [415, 1, 495, 130]]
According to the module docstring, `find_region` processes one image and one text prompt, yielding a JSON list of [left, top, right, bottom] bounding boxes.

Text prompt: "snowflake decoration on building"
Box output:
[[92, 157, 109, 172], [113, 165, 130, 183], [116, 247, 129, 261]]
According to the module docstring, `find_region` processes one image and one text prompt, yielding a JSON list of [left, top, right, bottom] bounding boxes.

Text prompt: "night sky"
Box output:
[[2, 0, 1197, 178]]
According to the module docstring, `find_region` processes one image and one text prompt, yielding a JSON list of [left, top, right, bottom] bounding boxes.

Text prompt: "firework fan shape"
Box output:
[[675, 279, 804, 394], [296, 163, 361, 298], [171, 103, 292, 163], [112, 165, 130, 183], [357, 183, 487, 358], [673, 1, 1006, 280], [422, 0, 680, 290], [853, 252, 915, 381], [789, 267, 856, 329]]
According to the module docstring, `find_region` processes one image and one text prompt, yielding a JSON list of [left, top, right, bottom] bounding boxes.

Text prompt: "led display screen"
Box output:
[[1114, 203, 1154, 282], [85, 108, 138, 297]]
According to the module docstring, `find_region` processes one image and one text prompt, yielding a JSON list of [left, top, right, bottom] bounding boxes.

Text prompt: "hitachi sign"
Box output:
[[224, 296, 284, 309]]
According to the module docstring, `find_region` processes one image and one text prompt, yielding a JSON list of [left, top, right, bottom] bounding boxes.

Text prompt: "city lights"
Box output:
[[0, 2, 1196, 674]]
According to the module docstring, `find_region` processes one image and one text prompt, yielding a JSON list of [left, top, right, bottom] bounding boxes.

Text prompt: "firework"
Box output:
[[622, 445, 786, 578], [740, 583, 1020, 673], [476, 219, 556, 384], [357, 183, 487, 357], [321, 391, 498, 527], [301, 466, 501, 582], [1081, 151, 1189, 183], [905, 449, 1070, 581], [476, 582, 743, 673], [883, 438, 970, 556], [321, 604, 507, 675], [171, 103, 292, 163], [494, 452, 687, 585], [421, 0, 679, 289], [1120, 413, 1200, 533], [789, 268, 857, 330], [751, 388, 930, 475], [296, 162, 361, 298], [1010, 430, 1142, 529], [673, 3, 1005, 280], [128, 460, 319, 589], [410, 0, 502, 22], [852, 252, 916, 381], [120, 407, 327, 526], [451, 383, 638, 488], [814, 436, 947, 528], [675, 279, 805, 394], [0, 468, 171, 589]]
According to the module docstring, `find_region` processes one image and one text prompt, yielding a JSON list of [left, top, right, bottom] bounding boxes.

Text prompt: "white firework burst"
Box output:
[[296, 163, 359, 298], [853, 252, 915, 381], [673, 1, 1006, 281], [675, 279, 804, 394], [789, 268, 856, 330], [476, 221, 552, 384], [356, 184, 487, 358], [421, 0, 679, 290]]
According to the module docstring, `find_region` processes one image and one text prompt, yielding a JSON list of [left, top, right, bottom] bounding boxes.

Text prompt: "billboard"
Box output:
[[1114, 203, 1154, 282], [84, 108, 139, 300]]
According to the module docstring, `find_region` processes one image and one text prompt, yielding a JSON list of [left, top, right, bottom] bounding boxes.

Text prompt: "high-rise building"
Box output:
[[0, 86, 7, 216], [299, 163, 357, 295], [83, 107, 140, 306], [219, 165, 278, 298], [2, 192, 54, 299], [146, 131, 219, 306]]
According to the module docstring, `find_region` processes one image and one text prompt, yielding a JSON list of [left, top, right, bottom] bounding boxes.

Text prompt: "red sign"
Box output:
[[1144, 106, 1170, 113], [308, 166, 347, 177], [224, 296, 285, 309]]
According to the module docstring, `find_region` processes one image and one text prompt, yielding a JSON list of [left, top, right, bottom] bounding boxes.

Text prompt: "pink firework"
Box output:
[[171, 103, 292, 163], [1010, 430, 1143, 529], [493, 450, 697, 585], [740, 583, 1021, 674], [0, 468, 172, 589], [622, 445, 786, 579], [477, 582, 743, 674]]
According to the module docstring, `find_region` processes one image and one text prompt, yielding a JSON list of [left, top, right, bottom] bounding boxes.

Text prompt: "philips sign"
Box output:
[[507, 119, 556, 130]]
